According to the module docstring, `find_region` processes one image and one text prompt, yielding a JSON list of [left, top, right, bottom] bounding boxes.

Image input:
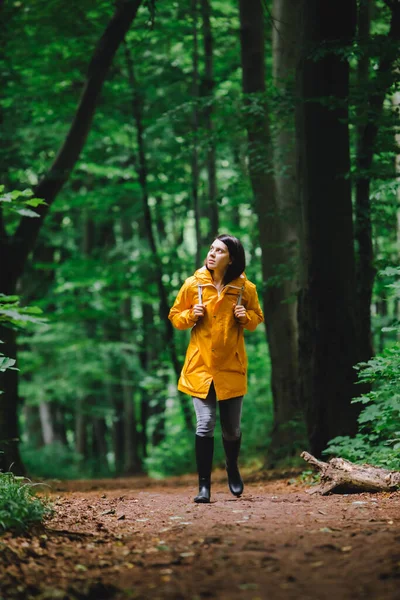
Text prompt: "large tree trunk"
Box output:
[[238, 0, 303, 462], [266, 0, 304, 463], [0, 326, 24, 473], [0, 0, 143, 475], [296, 0, 359, 457], [355, 1, 400, 363]]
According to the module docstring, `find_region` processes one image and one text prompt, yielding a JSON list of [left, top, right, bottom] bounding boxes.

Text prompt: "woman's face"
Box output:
[[206, 239, 231, 273]]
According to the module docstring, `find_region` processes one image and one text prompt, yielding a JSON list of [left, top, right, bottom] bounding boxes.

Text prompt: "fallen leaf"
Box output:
[[239, 583, 258, 590]]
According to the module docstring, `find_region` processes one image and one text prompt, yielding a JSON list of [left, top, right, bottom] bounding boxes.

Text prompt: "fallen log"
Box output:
[[301, 451, 400, 495]]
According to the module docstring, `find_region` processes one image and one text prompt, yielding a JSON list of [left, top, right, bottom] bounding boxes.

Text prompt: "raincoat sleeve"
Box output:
[[242, 283, 264, 332], [168, 280, 197, 330]]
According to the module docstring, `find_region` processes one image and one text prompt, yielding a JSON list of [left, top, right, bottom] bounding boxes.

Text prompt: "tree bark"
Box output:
[[301, 451, 400, 495], [0, 326, 24, 473], [238, 0, 303, 462], [23, 404, 44, 449], [0, 0, 143, 475], [296, 0, 360, 457], [109, 378, 125, 474], [191, 0, 202, 266], [266, 0, 304, 463], [201, 0, 219, 238], [355, 1, 400, 363], [92, 417, 109, 473], [39, 402, 56, 445], [120, 219, 142, 474], [75, 397, 88, 458], [138, 303, 154, 454]]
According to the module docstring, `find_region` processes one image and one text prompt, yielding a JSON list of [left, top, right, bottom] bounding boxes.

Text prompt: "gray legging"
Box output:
[[192, 382, 243, 441]]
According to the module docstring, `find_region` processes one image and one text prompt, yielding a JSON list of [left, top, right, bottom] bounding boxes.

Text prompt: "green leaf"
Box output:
[[15, 208, 40, 218]]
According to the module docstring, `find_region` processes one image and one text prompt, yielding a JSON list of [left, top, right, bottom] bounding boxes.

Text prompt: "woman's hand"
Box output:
[[192, 304, 205, 321], [234, 304, 247, 324]]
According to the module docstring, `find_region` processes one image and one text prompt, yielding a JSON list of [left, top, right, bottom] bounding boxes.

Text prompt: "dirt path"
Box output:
[[1, 471, 399, 600]]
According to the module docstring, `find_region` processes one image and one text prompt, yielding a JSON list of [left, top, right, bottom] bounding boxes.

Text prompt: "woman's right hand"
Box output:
[[192, 304, 205, 321]]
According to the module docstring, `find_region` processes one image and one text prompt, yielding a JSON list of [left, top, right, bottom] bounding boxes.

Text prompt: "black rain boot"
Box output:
[[223, 435, 244, 497], [194, 435, 214, 503]]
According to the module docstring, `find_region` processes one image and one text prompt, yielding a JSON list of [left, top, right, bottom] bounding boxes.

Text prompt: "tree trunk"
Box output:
[[54, 405, 69, 447], [355, 1, 400, 363], [75, 217, 97, 464], [354, 0, 373, 357], [0, 325, 24, 473], [301, 451, 400, 495], [201, 0, 219, 238], [138, 303, 155, 453], [238, 0, 303, 462], [0, 0, 143, 475], [92, 417, 109, 473], [23, 404, 44, 449], [110, 382, 125, 474], [191, 0, 202, 266], [296, 0, 359, 456], [265, 0, 304, 463], [39, 402, 56, 445], [75, 398, 88, 458], [119, 214, 142, 473], [124, 42, 194, 432]]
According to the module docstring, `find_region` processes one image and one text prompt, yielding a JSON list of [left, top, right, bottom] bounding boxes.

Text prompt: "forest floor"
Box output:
[[0, 469, 399, 600]]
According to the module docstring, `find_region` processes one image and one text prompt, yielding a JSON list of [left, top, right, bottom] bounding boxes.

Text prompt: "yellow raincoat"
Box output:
[[168, 266, 264, 401]]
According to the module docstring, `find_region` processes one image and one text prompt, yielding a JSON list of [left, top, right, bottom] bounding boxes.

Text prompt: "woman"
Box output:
[[168, 234, 264, 503]]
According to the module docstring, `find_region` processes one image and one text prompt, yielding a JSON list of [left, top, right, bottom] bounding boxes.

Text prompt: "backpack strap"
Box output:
[[198, 284, 203, 305], [236, 284, 244, 306]]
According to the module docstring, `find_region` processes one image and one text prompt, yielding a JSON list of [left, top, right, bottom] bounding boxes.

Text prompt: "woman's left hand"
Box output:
[[234, 304, 247, 324]]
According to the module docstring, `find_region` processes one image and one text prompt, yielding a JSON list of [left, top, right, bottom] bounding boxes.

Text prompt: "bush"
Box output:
[[21, 442, 87, 480], [325, 270, 400, 470], [0, 472, 52, 533], [145, 429, 195, 478], [324, 354, 400, 469]]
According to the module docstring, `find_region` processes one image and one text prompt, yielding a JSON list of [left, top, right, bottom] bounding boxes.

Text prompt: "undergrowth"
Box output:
[[0, 471, 52, 533]]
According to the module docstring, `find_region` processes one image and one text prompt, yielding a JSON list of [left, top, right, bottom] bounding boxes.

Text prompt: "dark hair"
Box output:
[[215, 234, 246, 285]]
